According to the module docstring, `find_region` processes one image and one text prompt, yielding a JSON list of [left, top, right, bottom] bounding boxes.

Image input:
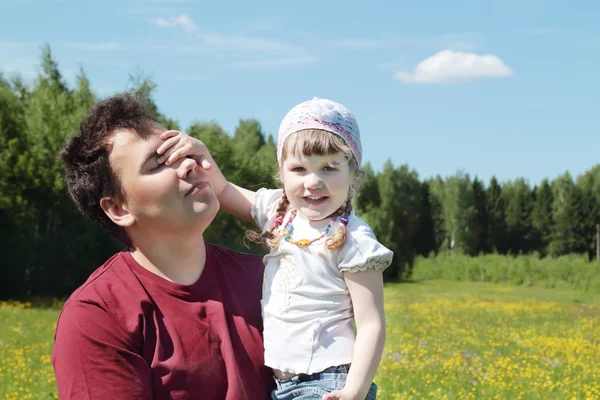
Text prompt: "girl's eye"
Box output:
[[292, 166, 306, 172], [323, 165, 338, 172]]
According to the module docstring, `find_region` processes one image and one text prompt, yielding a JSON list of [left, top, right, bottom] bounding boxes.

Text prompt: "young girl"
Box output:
[[157, 97, 393, 400]]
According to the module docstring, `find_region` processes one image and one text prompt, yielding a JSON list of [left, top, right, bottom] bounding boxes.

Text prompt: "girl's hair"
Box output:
[[247, 129, 362, 251]]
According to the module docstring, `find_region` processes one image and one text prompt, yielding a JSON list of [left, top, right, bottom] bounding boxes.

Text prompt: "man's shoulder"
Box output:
[[63, 251, 137, 307], [56, 251, 147, 339], [206, 243, 264, 266], [206, 243, 265, 282]]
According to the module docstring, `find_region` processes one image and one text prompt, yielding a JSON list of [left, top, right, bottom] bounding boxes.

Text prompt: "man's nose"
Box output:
[[177, 157, 198, 179]]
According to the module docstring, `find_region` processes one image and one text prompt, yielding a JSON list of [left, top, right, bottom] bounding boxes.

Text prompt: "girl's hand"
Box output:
[[156, 130, 214, 170], [322, 389, 360, 400]]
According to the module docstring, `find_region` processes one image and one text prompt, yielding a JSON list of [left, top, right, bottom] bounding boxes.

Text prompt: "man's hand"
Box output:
[[157, 130, 214, 171]]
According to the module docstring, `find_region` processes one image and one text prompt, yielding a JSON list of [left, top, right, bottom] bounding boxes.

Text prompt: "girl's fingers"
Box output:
[[160, 130, 180, 140], [157, 136, 181, 155], [166, 144, 192, 165], [197, 156, 213, 170]]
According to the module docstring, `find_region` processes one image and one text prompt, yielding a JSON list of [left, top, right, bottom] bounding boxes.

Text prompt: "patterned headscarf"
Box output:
[[277, 97, 362, 165]]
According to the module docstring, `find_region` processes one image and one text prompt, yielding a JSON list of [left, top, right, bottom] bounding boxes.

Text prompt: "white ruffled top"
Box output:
[[251, 188, 393, 375]]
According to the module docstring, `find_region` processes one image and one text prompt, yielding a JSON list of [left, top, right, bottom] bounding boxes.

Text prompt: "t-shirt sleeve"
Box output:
[[52, 300, 153, 400], [337, 223, 394, 273], [251, 188, 284, 231]]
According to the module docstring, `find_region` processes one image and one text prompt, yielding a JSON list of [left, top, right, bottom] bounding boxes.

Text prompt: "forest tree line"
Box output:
[[1, 46, 598, 297]]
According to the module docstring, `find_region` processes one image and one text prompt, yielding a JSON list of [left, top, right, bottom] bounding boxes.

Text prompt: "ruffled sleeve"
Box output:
[[251, 188, 284, 232], [337, 216, 393, 273]]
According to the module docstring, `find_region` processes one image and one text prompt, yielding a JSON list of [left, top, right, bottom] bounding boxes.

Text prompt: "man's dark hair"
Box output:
[[59, 93, 156, 245]]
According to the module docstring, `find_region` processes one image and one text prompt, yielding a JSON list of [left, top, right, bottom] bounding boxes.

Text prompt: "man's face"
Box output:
[[107, 123, 219, 236]]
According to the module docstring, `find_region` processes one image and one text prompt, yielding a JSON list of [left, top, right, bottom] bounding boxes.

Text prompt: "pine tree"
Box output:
[[471, 177, 489, 254], [531, 179, 554, 255], [503, 178, 535, 254], [550, 173, 587, 256], [487, 176, 507, 253]]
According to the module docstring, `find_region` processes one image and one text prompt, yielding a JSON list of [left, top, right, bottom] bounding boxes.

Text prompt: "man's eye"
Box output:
[[151, 163, 164, 171]]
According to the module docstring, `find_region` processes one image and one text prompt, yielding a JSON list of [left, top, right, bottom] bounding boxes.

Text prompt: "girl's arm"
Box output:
[[157, 130, 256, 221], [324, 269, 386, 400], [217, 182, 255, 222]]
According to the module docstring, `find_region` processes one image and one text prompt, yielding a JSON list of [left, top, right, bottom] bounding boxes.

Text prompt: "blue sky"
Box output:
[[1, 0, 598, 186]]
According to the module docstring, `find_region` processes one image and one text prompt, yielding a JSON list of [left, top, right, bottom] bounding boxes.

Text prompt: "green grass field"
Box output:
[[1, 282, 599, 399]]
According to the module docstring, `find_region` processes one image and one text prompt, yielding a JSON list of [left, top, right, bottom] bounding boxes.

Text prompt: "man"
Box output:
[[52, 93, 273, 399]]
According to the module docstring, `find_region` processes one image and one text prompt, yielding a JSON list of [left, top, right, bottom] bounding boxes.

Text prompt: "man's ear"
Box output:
[[100, 197, 135, 227]]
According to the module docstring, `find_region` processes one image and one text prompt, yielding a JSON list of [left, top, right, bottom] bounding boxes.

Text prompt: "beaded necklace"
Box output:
[[282, 209, 338, 247]]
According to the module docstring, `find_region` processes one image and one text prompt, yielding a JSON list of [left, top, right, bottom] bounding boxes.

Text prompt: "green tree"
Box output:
[[471, 177, 489, 254], [361, 162, 421, 281], [412, 180, 438, 256], [0, 74, 28, 297], [431, 171, 475, 254], [355, 163, 381, 213], [127, 67, 179, 130], [487, 176, 507, 253], [503, 178, 535, 254], [427, 177, 447, 252], [550, 173, 588, 256], [577, 166, 600, 259], [531, 179, 554, 255]]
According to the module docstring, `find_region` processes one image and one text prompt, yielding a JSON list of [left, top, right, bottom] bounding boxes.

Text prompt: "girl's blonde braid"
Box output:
[[325, 190, 355, 251], [265, 192, 290, 249]]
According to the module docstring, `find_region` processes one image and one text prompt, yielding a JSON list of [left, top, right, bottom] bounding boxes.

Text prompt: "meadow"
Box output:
[[1, 281, 599, 399], [377, 281, 600, 399]]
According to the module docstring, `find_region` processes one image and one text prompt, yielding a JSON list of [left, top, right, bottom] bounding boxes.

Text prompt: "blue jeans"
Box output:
[[270, 364, 377, 400]]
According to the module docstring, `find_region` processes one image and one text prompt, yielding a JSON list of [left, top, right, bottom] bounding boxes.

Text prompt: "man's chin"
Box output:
[[190, 195, 219, 215]]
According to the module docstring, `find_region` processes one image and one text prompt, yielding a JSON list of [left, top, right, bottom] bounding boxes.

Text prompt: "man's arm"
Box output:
[[52, 300, 153, 400]]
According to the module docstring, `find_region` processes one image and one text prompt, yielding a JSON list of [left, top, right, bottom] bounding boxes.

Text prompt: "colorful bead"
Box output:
[[272, 216, 284, 229], [281, 209, 339, 247]]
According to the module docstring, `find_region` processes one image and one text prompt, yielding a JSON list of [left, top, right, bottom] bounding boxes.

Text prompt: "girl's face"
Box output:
[[281, 151, 353, 221]]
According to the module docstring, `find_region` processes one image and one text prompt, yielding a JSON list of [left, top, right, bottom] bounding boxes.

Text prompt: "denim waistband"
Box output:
[[274, 364, 351, 386]]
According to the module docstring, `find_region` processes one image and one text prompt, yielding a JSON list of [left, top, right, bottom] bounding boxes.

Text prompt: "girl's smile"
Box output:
[[281, 151, 352, 221]]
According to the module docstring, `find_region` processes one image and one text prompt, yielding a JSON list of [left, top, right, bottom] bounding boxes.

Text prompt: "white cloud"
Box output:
[[151, 17, 172, 27], [149, 14, 294, 52], [394, 49, 513, 84], [232, 56, 319, 70], [174, 14, 197, 32], [150, 14, 295, 51], [150, 14, 197, 32]]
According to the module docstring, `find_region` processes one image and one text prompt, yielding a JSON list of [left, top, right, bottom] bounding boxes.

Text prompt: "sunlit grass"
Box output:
[[1, 281, 599, 399], [0, 300, 60, 400], [376, 281, 600, 399]]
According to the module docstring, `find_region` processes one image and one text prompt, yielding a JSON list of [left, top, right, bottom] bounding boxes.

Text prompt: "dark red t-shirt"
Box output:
[[52, 243, 274, 400]]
